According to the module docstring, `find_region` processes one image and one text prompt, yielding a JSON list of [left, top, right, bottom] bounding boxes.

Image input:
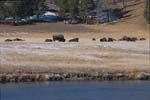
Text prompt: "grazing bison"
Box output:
[[100, 37, 115, 42], [100, 38, 107, 42], [118, 36, 137, 42], [139, 38, 146, 41], [13, 38, 25, 41], [69, 38, 79, 42], [45, 39, 53, 42], [53, 34, 66, 42], [108, 38, 116, 42], [130, 37, 138, 41], [118, 36, 129, 41], [5, 39, 13, 42], [92, 38, 96, 41]]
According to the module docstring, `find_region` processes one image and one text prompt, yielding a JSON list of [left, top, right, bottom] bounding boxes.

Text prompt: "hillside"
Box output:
[[86, 0, 148, 35], [0, 0, 148, 36]]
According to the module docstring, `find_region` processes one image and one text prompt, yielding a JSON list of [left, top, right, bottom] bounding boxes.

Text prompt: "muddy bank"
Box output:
[[0, 71, 150, 83]]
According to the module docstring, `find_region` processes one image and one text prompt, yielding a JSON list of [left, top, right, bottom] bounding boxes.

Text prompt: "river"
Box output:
[[0, 81, 150, 100]]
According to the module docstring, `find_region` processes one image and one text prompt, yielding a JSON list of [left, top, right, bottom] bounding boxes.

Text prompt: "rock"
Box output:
[[115, 73, 124, 80], [5, 39, 13, 42], [38, 74, 49, 81], [69, 38, 79, 42], [21, 74, 32, 82], [53, 34, 66, 42], [45, 39, 53, 42], [140, 72, 150, 80], [0, 75, 7, 83]]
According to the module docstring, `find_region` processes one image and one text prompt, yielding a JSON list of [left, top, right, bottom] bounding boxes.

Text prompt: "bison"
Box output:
[[53, 35, 66, 42], [13, 38, 25, 41], [45, 39, 53, 42], [69, 38, 79, 42], [139, 38, 146, 41], [100, 38, 107, 42], [107, 38, 116, 42], [92, 38, 96, 41], [5, 39, 13, 42], [118, 36, 137, 42], [100, 37, 115, 42]]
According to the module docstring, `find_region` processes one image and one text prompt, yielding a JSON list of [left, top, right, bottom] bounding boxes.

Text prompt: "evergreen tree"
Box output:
[[55, 0, 70, 18], [0, 0, 46, 19], [33, 0, 47, 17], [0, 1, 6, 19], [55, 0, 95, 22], [78, 0, 95, 22], [68, 0, 79, 19], [145, 0, 150, 24]]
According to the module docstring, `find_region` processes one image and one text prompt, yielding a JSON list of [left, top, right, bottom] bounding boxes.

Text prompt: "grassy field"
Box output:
[[0, 1, 149, 73]]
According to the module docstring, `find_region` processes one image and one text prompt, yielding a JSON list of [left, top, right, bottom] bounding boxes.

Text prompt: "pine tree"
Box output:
[[78, 0, 95, 23], [55, 0, 95, 22], [145, 0, 150, 24], [0, 0, 46, 19], [0, 1, 6, 19], [55, 0, 70, 18], [68, 0, 79, 19]]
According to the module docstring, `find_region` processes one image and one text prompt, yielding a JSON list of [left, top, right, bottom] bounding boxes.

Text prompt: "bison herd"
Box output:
[[45, 34, 79, 42], [99, 36, 146, 42], [5, 38, 25, 42], [45, 35, 146, 42], [5, 34, 146, 43]]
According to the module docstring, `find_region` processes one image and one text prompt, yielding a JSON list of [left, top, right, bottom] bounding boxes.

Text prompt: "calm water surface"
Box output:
[[0, 81, 150, 100]]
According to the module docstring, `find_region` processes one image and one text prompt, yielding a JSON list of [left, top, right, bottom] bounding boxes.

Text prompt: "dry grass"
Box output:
[[0, 40, 149, 73], [0, 1, 149, 73]]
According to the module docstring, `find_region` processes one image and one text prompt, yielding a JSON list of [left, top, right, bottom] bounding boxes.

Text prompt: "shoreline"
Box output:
[[1, 71, 150, 83]]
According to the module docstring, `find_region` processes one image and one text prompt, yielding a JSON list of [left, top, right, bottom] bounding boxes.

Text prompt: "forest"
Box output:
[[0, 0, 149, 24]]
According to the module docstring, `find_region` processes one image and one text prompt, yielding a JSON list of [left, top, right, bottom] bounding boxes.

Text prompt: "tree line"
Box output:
[[0, 0, 149, 24], [0, 0, 46, 20], [55, 0, 96, 23]]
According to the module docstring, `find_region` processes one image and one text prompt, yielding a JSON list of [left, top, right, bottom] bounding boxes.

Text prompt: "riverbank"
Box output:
[[0, 34, 149, 83], [0, 71, 150, 83]]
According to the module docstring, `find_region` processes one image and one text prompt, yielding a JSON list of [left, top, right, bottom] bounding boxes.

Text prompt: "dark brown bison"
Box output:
[[69, 38, 79, 42], [45, 39, 53, 42], [100, 38, 107, 42], [118, 36, 137, 42], [100, 37, 115, 42], [107, 38, 116, 42], [139, 38, 146, 41], [53, 35, 66, 42], [13, 38, 25, 41], [5, 39, 13, 42], [92, 38, 96, 41]]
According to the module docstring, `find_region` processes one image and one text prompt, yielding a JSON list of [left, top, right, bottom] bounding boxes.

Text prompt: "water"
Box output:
[[1, 81, 150, 100]]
